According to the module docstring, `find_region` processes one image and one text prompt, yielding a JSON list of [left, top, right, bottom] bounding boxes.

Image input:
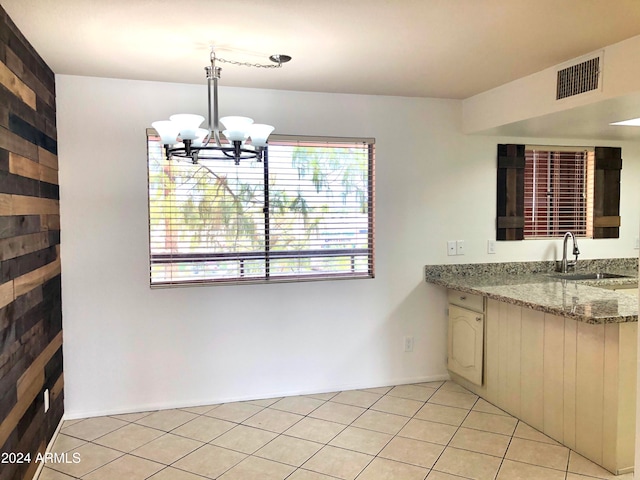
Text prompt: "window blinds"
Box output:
[[523, 148, 594, 239], [148, 134, 375, 286]]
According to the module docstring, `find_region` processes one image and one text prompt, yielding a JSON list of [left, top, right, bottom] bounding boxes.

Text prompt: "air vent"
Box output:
[[556, 53, 602, 100]]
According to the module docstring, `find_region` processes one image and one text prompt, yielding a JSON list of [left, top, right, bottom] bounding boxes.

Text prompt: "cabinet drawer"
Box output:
[[448, 289, 484, 313]]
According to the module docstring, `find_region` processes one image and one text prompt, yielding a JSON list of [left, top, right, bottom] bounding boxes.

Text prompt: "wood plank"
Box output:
[[39, 164, 57, 185], [505, 303, 522, 417], [563, 318, 577, 450], [37, 147, 57, 170], [0, 279, 15, 309], [0, 231, 50, 261], [497, 216, 524, 229], [40, 214, 59, 231], [484, 299, 500, 405], [575, 322, 605, 464], [16, 331, 62, 400], [0, 356, 44, 449], [616, 322, 636, 471], [0, 61, 36, 110], [13, 258, 60, 297], [0, 215, 41, 239], [497, 301, 509, 410], [8, 152, 39, 180], [51, 371, 64, 400], [0, 193, 11, 214], [543, 314, 565, 443], [0, 126, 39, 161], [9, 113, 57, 155], [593, 216, 621, 228], [519, 308, 544, 431], [497, 156, 525, 169], [602, 323, 619, 472], [1, 246, 57, 287], [11, 195, 59, 215]]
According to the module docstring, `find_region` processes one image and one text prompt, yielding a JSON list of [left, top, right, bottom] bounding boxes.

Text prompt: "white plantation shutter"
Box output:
[[148, 133, 375, 286], [523, 147, 594, 239]]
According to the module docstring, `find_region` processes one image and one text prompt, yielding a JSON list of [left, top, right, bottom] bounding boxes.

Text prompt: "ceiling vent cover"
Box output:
[[556, 53, 602, 100]]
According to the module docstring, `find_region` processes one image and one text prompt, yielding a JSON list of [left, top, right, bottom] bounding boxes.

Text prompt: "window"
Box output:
[[147, 134, 375, 286], [524, 147, 594, 239], [496, 144, 621, 241]]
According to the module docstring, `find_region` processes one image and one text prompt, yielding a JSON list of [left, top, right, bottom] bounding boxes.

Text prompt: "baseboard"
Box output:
[[63, 373, 451, 420], [30, 417, 64, 480]]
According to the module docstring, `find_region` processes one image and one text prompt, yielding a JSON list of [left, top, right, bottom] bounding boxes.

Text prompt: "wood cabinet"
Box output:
[[449, 298, 636, 475], [447, 290, 484, 386]]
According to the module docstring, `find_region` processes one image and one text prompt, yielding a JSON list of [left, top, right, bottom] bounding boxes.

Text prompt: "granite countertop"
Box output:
[[425, 259, 638, 324]]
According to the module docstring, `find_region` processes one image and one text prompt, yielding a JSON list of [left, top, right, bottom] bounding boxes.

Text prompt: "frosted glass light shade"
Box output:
[[248, 124, 274, 147], [220, 116, 253, 142], [169, 114, 205, 141], [151, 121, 180, 145], [222, 129, 249, 143], [191, 128, 210, 147]]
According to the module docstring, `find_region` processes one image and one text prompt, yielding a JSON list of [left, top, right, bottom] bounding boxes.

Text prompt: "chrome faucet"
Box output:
[[560, 231, 580, 273]]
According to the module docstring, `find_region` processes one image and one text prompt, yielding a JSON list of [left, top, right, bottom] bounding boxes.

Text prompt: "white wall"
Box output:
[[56, 74, 640, 418]]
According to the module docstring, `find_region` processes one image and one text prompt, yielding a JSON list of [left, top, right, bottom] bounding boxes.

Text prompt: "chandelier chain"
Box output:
[[216, 57, 283, 69]]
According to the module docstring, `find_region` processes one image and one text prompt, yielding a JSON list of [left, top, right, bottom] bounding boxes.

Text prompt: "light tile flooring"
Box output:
[[38, 381, 632, 480]]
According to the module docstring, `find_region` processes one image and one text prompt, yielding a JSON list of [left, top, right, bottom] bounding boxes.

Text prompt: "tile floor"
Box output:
[[37, 381, 632, 480]]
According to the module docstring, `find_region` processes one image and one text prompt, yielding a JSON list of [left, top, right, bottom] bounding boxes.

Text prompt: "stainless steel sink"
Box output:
[[550, 272, 631, 281]]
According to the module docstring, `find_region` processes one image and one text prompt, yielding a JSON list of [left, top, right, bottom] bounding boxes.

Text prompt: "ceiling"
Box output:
[[3, 0, 640, 138]]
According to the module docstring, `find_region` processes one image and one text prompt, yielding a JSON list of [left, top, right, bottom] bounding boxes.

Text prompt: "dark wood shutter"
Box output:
[[593, 146, 622, 239], [497, 144, 525, 240]]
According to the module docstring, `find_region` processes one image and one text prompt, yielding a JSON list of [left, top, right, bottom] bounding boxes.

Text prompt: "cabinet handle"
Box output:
[[460, 296, 467, 300], [476, 316, 482, 322]]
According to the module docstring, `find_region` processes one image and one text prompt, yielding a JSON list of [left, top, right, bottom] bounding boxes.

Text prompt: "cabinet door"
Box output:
[[448, 305, 484, 386]]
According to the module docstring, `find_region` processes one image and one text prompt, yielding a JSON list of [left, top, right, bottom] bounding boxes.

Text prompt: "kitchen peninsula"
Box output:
[[425, 258, 638, 475]]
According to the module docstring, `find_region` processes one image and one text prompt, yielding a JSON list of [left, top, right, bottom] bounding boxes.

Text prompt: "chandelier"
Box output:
[[152, 50, 291, 165]]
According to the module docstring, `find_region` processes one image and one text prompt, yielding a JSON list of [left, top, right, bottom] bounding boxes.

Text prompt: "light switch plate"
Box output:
[[456, 240, 465, 255], [447, 241, 456, 256]]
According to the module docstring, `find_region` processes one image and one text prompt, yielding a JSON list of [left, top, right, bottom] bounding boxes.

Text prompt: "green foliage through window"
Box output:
[[148, 135, 375, 285]]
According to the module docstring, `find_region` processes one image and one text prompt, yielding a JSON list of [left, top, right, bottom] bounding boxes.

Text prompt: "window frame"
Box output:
[[147, 132, 375, 287]]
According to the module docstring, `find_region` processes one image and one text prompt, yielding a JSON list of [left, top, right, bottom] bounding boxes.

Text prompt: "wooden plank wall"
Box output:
[[0, 6, 63, 480]]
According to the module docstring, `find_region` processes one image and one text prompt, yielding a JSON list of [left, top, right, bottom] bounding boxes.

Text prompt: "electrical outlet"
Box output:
[[404, 336, 414, 352], [487, 240, 496, 254], [447, 241, 456, 256], [456, 240, 465, 255], [44, 389, 50, 413]]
